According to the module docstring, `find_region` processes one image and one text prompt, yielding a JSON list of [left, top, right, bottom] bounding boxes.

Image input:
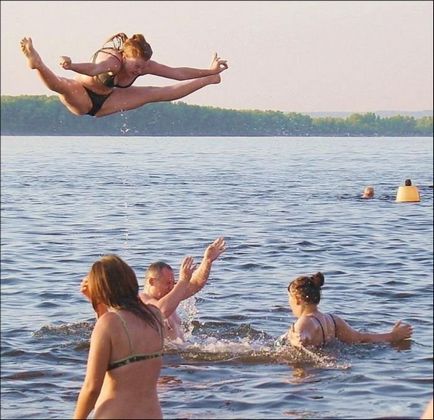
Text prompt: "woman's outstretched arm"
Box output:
[[59, 54, 122, 77], [146, 52, 228, 80], [334, 316, 413, 344]]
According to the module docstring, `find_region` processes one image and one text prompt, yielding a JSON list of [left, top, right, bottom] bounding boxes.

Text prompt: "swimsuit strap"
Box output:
[[115, 75, 139, 89], [329, 314, 338, 337], [160, 321, 165, 348], [107, 310, 164, 371], [113, 311, 133, 354], [92, 47, 140, 89], [91, 48, 123, 64], [107, 351, 162, 371], [310, 315, 326, 346], [91, 49, 122, 88]]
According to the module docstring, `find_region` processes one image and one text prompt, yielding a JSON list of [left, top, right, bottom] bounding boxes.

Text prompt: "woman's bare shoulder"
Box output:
[[295, 315, 317, 329]]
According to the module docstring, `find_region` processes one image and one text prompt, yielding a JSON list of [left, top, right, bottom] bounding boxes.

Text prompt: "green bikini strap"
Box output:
[[113, 311, 133, 354]]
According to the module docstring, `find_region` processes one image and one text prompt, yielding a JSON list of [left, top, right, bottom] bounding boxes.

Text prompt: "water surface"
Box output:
[[1, 136, 433, 419]]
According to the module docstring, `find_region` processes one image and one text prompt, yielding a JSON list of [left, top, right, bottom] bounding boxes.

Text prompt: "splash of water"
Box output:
[[179, 296, 198, 340], [122, 198, 129, 252], [120, 132, 130, 254], [32, 321, 93, 351], [164, 320, 350, 369], [33, 321, 93, 338], [32, 319, 351, 370], [119, 112, 130, 135]]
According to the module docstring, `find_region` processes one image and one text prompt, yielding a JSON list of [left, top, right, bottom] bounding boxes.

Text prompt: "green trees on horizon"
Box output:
[[1, 95, 432, 137]]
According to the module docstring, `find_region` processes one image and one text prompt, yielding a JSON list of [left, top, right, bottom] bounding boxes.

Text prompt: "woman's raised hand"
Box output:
[[59, 56, 72, 70], [210, 52, 228, 74]]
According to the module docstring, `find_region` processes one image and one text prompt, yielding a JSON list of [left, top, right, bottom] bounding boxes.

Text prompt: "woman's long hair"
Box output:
[[87, 254, 161, 332]]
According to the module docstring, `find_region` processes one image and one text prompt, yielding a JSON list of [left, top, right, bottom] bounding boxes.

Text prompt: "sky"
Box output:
[[1, 0, 433, 113]]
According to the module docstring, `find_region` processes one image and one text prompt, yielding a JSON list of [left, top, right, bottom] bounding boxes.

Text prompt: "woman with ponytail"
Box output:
[[287, 272, 413, 348], [20, 32, 228, 117], [74, 254, 194, 419]]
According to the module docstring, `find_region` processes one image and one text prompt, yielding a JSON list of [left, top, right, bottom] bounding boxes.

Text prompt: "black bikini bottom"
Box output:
[[84, 87, 112, 116]]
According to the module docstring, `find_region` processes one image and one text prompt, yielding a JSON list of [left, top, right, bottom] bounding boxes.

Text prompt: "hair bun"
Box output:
[[311, 272, 324, 288], [131, 34, 144, 42]]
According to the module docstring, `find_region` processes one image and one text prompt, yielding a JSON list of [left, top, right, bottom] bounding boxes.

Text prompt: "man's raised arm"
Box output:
[[184, 237, 226, 299]]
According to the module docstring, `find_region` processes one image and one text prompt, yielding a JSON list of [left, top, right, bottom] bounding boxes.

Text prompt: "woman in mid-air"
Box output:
[[287, 272, 413, 348], [20, 32, 228, 117]]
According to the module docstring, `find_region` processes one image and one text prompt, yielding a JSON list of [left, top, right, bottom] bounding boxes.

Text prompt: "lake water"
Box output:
[[1, 136, 433, 419]]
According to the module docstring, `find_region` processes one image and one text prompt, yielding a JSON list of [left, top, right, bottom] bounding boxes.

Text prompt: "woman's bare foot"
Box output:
[[20, 37, 42, 69]]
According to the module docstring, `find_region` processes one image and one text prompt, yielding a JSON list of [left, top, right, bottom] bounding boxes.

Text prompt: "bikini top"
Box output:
[[310, 313, 337, 346], [107, 311, 164, 371], [91, 48, 139, 89], [292, 313, 337, 347]]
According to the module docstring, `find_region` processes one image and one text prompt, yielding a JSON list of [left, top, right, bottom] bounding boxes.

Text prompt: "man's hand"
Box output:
[[179, 256, 195, 283], [203, 237, 226, 262]]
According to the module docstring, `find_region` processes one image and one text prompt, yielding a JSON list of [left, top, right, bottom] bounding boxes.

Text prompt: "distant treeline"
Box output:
[[1, 95, 432, 137]]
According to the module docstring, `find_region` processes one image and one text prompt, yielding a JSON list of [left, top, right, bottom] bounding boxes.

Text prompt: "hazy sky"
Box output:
[[1, 1, 432, 113]]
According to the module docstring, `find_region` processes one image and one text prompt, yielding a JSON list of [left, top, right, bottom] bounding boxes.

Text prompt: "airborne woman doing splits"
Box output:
[[20, 33, 228, 117]]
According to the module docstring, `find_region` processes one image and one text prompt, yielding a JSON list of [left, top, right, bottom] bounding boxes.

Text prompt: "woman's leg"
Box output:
[[96, 74, 221, 117], [21, 37, 91, 115]]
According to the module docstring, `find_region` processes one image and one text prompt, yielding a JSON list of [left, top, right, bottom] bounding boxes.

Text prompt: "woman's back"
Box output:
[[290, 311, 337, 348], [93, 308, 163, 419], [286, 271, 413, 349]]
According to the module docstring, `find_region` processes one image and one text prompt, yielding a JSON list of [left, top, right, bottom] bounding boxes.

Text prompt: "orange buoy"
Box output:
[[396, 186, 420, 202]]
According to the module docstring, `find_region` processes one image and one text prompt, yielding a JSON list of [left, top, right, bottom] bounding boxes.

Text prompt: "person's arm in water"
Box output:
[[288, 316, 413, 348], [183, 237, 226, 299], [145, 53, 228, 80], [333, 316, 413, 344], [141, 256, 195, 318], [59, 54, 122, 77]]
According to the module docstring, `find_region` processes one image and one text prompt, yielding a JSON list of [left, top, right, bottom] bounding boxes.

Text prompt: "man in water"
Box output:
[[361, 186, 374, 199], [139, 237, 226, 341], [81, 237, 226, 341]]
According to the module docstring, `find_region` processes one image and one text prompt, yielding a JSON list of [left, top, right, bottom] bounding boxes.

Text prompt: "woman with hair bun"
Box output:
[[287, 272, 413, 348], [20, 32, 228, 117]]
